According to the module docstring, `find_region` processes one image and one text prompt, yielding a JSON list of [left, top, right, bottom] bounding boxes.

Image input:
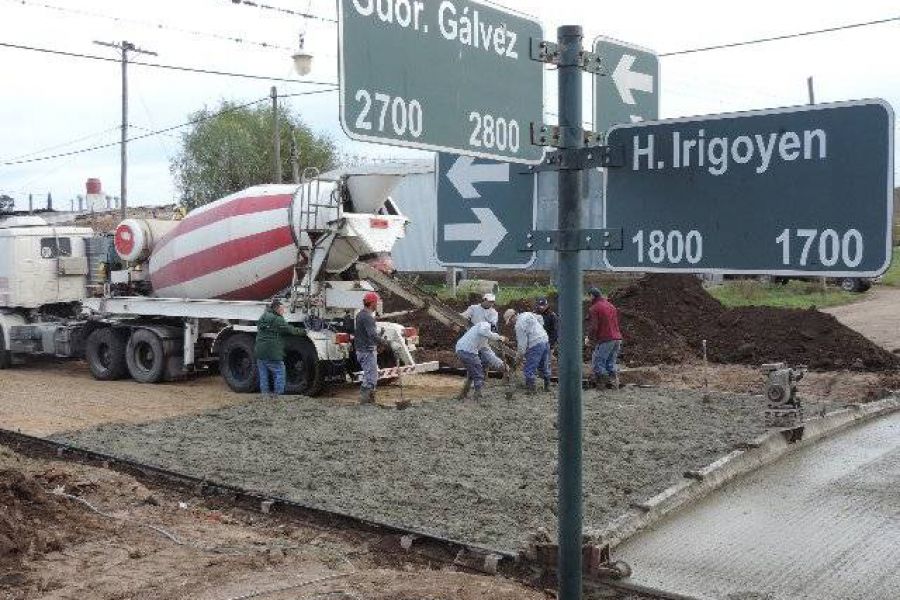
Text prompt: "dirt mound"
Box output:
[[613, 275, 900, 372], [0, 469, 100, 571], [617, 308, 694, 366]]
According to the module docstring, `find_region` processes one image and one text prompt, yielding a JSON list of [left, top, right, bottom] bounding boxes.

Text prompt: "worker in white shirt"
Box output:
[[504, 308, 551, 393], [461, 293, 499, 331], [454, 321, 509, 401]]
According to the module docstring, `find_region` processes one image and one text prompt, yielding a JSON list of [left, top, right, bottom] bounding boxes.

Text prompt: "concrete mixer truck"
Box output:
[[0, 167, 439, 395]]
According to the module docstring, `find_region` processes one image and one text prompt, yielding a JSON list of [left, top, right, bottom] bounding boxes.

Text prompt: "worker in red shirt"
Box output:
[[585, 287, 623, 389]]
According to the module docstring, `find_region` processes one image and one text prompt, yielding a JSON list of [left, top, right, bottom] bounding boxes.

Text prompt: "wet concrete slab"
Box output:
[[616, 410, 900, 600]]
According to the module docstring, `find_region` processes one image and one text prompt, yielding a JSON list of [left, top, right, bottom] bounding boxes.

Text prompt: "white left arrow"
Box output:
[[446, 155, 510, 199], [612, 54, 654, 105], [443, 207, 507, 257]]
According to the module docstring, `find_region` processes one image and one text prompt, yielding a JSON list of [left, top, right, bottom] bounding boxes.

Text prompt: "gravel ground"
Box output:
[[54, 386, 768, 552]]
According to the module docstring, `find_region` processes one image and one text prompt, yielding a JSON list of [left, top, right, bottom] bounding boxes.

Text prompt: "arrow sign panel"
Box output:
[[594, 37, 659, 138], [436, 153, 535, 267], [603, 100, 895, 276]]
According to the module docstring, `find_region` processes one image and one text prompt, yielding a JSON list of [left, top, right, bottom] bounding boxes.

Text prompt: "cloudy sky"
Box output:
[[1, 0, 897, 210]]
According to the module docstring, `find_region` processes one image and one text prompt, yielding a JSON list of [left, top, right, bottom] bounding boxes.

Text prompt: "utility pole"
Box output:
[[271, 86, 282, 184], [290, 129, 301, 184], [94, 40, 157, 220], [808, 76, 827, 297]]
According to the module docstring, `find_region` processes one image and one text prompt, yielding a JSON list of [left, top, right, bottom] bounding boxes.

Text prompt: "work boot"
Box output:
[[525, 381, 537, 394], [607, 374, 620, 390], [543, 378, 551, 392], [457, 378, 472, 401], [472, 387, 484, 402], [359, 387, 374, 405]]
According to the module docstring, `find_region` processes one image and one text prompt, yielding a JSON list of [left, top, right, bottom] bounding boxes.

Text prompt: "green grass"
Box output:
[[708, 279, 858, 309], [879, 247, 900, 286], [420, 283, 557, 306]]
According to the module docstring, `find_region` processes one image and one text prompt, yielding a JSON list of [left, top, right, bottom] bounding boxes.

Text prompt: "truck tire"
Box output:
[[85, 328, 128, 380], [220, 334, 259, 394], [840, 277, 864, 293], [284, 337, 324, 397], [125, 328, 167, 384], [0, 327, 10, 370]]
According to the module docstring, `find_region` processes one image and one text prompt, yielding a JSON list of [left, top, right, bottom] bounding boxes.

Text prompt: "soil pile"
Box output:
[[611, 275, 900, 371], [385, 274, 900, 372], [0, 469, 99, 571]]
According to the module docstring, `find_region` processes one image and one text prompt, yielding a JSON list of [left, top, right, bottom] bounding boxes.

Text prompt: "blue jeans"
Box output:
[[457, 348, 504, 390], [257, 360, 286, 395], [591, 340, 622, 377], [523, 342, 551, 386], [356, 349, 378, 390]]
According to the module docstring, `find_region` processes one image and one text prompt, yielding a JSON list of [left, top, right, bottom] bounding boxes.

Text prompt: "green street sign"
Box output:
[[436, 153, 535, 267], [338, 0, 544, 164], [603, 100, 895, 276], [594, 36, 659, 138]]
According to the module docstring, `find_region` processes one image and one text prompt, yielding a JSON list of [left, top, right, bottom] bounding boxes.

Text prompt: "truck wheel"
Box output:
[[0, 327, 10, 370], [86, 328, 128, 380], [125, 329, 167, 383], [220, 334, 259, 394], [285, 337, 324, 396], [840, 277, 863, 293], [378, 347, 400, 384]]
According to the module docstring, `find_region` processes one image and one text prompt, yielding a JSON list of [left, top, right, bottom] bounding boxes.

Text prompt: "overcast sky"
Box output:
[[1, 0, 897, 210]]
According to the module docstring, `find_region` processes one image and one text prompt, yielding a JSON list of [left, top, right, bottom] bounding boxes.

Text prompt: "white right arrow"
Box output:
[[612, 54, 654, 105], [443, 207, 508, 257], [446, 155, 510, 199]]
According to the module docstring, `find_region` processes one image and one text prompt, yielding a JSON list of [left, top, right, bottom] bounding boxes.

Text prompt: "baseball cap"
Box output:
[[503, 308, 517, 324], [588, 287, 603, 298], [363, 292, 380, 306], [482, 293, 496, 302], [536, 297, 549, 307]]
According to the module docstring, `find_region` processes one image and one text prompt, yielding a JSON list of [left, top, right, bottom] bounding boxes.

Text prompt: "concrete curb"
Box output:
[[592, 396, 900, 550]]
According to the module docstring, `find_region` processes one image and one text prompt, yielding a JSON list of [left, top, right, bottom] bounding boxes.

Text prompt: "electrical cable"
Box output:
[[661, 15, 900, 56], [1, 89, 338, 167], [0, 126, 122, 163], [226, 0, 337, 23], [0, 41, 339, 86], [2, 0, 294, 51]]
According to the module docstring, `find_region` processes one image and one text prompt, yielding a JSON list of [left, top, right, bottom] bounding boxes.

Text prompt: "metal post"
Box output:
[[290, 129, 301, 184], [93, 40, 156, 220], [120, 42, 128, 220], [28, 193, 32, 214], [556, 24, 584, 600], [272, 86, 282, 184], [808, 76, 827, 297]]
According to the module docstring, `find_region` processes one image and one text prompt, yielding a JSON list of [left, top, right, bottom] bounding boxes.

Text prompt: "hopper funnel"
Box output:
[[346, 174, 402, 214]]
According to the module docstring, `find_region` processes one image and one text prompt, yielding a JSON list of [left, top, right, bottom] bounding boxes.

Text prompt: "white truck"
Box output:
[[0, 169, 438, 395]]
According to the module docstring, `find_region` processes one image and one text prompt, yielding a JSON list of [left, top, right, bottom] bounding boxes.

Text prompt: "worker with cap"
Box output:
[[255, 298, 304, 399], [455, 321, 509, 401], [535, 298, 559, 351], [461, 293, 499, 331], [504, 308, 551, 392], [355, 291, 383, 404], [585, 287, 623, 389]]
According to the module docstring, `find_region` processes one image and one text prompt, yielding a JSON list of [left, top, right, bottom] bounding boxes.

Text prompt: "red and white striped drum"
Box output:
[[133, 179, 408, 301]]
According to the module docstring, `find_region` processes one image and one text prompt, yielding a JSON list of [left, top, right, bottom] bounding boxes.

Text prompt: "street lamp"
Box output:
[[292, 33, 313, 76]]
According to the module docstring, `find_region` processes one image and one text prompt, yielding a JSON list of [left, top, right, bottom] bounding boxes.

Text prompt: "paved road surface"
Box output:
[[615, 410, 900, 600], [825, 286, 900, 352]]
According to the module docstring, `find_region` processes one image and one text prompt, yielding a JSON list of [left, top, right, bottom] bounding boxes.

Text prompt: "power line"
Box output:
[[0, 41, 338, 86], [0, 126, 121, 163], [226, 0, 337, 23], [1, 89, 338, 167], [2, 0, 295, 52], [661, 15, 900, 56]]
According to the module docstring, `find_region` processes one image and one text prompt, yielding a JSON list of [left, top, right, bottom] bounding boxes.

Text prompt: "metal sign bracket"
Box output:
[[526, 145, 625, 172], [531, 38, 605, 74], [519, 228, 624, 252]]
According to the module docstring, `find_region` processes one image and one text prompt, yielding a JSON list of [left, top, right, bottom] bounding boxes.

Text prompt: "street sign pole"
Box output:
[[556, 24, 584, 600]]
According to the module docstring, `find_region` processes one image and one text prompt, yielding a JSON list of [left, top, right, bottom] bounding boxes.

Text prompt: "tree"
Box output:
[[171, 100, 337, 210], [0, 195, 14, 213]]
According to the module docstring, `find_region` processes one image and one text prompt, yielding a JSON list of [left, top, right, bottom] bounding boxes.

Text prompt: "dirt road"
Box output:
[[0, 360, 461, 437], [824, 286, 900, 352]]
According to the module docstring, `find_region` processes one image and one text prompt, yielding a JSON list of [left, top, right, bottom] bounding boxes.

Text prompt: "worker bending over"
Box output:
[[455, 321, 509, 401], [586, 287, 623, 389], [355, 292, 382, 404], [461, 293, 499, 331], [504, 309, 551, 392], [255, 298, 304, 399]]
